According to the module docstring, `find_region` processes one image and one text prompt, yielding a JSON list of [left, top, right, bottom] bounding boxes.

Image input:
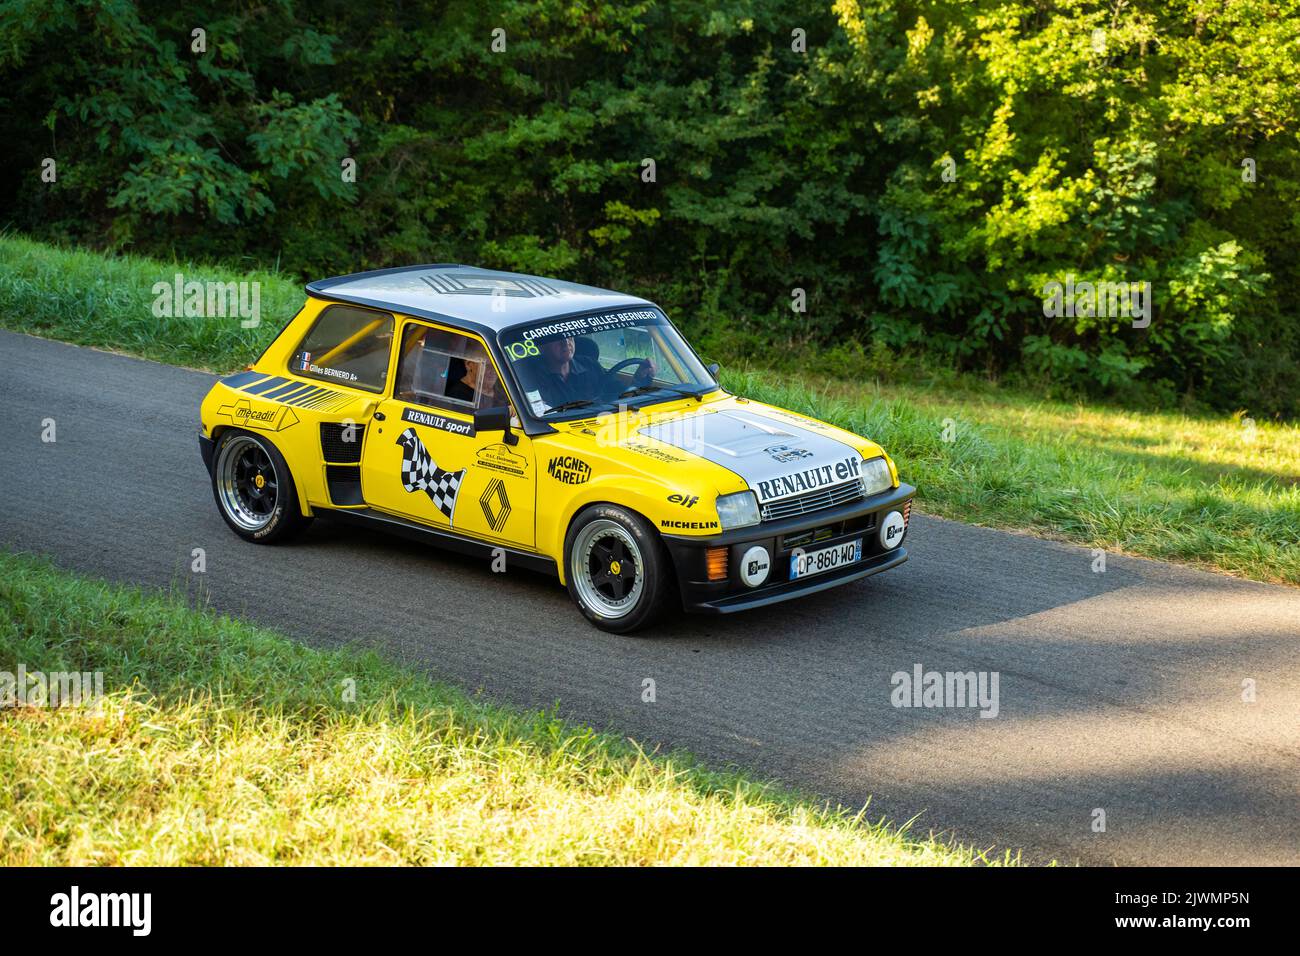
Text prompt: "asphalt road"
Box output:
[[2, 329, 1298, 865]]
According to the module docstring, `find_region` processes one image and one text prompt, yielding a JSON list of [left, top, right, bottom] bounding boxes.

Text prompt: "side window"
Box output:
[[291, 305, 394, 393], [395, 324, 504, 412]]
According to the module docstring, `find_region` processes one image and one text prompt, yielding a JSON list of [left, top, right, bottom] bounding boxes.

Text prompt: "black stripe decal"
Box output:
[[220, 370, 262, 389], [311, 392, 346, 410], [262, 381, 309, 400], [292, 388, 333, 408], [276, 384, 319, 404], [283, 387, 322, 407], [243, 376, 288, 395]]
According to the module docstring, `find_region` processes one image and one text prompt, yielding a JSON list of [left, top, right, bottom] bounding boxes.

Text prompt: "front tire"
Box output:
[[564, 504, 676, 634], [211, 429, 311, 543]]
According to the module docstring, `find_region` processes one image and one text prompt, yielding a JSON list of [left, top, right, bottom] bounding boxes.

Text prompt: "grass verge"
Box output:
[[0, 552, 1005, 866], [2, 234, 1295, 585]]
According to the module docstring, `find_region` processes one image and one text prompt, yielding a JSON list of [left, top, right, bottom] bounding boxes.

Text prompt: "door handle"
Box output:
[[373, 411, 386, 421]]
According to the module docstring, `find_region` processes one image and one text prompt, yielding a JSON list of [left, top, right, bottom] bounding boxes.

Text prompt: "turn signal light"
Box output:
[[705, 546, 729, 581], [903, 500, 912, 526]]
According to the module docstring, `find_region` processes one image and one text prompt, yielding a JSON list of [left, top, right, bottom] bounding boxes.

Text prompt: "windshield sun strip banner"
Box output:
[[502, 309, 662, 361]]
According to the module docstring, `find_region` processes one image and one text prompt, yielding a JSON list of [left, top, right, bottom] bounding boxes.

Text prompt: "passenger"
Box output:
[[444, 357, 478, 404]]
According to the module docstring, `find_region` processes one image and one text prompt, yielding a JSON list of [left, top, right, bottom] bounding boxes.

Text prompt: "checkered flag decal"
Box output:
[[397, 428, 465, 522]]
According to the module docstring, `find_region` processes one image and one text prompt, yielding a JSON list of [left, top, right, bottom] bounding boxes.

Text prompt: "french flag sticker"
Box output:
[[295, 352, 312, 372]]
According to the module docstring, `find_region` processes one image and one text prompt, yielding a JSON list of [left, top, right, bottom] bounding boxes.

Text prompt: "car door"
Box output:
[[359, 319, 536, 548]]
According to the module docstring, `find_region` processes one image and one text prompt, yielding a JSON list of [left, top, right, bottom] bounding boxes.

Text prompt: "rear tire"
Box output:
[[211, 429, 311, 543], [564, 504, 676, 634]]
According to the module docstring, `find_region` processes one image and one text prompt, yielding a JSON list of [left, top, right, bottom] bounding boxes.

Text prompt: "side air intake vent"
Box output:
[[326, 465, 363, 506], [321, 423, 365, 463]]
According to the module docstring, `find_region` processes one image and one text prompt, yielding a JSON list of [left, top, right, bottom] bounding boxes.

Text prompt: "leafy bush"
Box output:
[[2, 0, 1296, 415]]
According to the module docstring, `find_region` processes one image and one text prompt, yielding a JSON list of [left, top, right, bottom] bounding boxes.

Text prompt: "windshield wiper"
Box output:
[[543, 398, 604, 414], [616, 384, 707, 407]]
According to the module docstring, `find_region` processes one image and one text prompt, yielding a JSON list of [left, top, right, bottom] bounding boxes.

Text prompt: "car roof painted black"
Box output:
[[305, 264, 656, 335]]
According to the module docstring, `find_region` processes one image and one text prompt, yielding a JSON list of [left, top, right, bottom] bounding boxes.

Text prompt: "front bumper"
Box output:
[[662, 482, 915, 614]]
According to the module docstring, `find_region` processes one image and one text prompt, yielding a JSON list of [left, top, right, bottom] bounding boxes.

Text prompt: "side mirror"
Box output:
[[474, 405, 518, 445], [706, 362, 720, 379]]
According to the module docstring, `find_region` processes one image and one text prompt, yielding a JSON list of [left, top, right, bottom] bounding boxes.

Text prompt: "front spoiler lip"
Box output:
[[199, 434, 216, 476], [689, 546, 909, 614]]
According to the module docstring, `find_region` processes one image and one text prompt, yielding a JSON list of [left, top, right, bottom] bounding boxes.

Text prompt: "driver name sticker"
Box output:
[[296, 351, 358, 381]]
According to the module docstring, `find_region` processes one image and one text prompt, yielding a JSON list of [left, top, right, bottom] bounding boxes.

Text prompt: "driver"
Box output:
[[535, 336, 655, 409]]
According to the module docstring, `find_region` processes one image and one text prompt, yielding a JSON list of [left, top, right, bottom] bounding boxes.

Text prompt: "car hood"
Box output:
[[634, 404, 872, 505]]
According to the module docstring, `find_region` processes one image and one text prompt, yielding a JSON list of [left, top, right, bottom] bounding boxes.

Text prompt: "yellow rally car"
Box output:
[[199, 265, 915, 633]]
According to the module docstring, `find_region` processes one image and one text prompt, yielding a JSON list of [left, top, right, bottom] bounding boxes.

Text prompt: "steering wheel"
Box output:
[[604, 357, 652, 379]]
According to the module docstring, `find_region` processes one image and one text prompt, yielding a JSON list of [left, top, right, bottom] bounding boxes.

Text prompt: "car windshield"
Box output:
[[499, 308, 716, 418]]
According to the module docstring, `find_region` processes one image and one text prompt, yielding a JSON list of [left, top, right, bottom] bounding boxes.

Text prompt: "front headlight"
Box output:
[[715, 490, 761, 530], [860, 456, 894, 496]]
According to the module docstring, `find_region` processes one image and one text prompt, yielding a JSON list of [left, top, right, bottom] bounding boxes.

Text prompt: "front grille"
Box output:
[[779, 512, 876, 552], [320, 422, 365, 463], [761, 481, 865, 522]]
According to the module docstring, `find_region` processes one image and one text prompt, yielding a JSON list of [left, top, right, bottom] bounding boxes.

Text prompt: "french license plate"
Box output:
[[789, 538, 862, 580]]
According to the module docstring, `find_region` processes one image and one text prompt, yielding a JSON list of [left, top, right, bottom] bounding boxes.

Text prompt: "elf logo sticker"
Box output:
[[667, 493, 699, 508], [547, 455, 591, 485]]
